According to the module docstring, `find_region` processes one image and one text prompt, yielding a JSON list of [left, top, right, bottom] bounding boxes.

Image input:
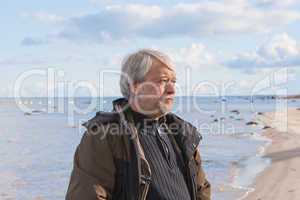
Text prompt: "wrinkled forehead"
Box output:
[[151, 57, 176, 76], [151, 54, 175, 72]]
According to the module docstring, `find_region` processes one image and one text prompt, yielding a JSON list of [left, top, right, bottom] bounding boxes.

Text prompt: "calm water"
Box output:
[[0, 96, 299, 200]]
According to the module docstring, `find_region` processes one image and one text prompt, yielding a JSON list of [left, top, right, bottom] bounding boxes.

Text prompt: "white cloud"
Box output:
[[23, 1, 300, 44], [258, 33, 299, 60], [226, 33, 300, 70], [167, 43, 217, 69]]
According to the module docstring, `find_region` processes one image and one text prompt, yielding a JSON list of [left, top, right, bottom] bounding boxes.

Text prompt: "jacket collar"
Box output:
[[112, 97, 202, 161], [165, 113, 202, 161]]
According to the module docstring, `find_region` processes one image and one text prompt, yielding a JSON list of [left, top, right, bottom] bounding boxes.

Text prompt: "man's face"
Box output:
[[132, 59, 176, 118]]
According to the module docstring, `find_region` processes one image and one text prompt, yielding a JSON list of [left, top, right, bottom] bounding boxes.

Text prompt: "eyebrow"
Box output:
[[159, 75, 177, 80]]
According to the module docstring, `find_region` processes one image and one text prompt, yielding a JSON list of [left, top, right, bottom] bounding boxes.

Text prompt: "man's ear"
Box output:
[[130, 82, 139, 96]]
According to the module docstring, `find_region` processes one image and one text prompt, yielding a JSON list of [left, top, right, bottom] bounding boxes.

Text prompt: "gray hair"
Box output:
[[119, 49, 174, 98]]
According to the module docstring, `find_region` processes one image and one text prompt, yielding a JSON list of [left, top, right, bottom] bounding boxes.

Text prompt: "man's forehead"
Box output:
[[152, 58, 176, 74]]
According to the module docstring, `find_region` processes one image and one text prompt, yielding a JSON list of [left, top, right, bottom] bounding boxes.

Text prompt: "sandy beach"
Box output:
[[245, 108, 300, 200]]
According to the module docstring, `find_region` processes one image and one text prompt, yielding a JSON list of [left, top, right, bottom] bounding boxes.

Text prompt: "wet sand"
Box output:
[[245, 108, 300, 200]]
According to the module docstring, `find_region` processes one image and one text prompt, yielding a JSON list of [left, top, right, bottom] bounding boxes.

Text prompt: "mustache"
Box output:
[[160, 96, 174, 100]]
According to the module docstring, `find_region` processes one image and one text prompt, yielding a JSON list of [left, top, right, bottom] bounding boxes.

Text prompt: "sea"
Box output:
[[0, 96, 299, 200]]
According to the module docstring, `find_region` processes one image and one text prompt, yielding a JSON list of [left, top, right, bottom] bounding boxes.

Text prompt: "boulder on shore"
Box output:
[[246, 121, 259, 126], [230, 110, 240, 114], [262, 125, 271, 129]]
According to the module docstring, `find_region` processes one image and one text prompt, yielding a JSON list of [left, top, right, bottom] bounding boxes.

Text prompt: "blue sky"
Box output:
[[1, 0, 300, 97]]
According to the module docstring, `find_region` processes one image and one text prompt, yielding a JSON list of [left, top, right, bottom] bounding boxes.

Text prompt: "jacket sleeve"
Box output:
[[194, 149, 211, 200], [66, 130, 116, 200]]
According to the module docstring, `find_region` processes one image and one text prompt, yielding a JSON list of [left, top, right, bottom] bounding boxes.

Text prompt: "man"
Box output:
[[66, 49, 211, 200]]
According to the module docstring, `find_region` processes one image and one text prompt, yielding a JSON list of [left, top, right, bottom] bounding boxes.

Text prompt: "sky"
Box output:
[[1, 0, 300, 97]]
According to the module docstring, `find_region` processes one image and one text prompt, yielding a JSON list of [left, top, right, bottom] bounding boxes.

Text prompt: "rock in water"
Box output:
[[246, 121, 259, 126]]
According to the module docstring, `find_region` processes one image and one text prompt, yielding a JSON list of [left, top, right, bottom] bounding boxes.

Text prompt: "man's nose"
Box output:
[[165, 81, 175, 94]]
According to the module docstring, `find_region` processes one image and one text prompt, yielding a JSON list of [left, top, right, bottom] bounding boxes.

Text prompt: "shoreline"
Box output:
[[242, 108, 300, 200], [227, 131, 272, 200]]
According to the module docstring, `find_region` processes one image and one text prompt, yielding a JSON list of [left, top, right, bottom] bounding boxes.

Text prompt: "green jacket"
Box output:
[[66, 98, 211, 200]]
